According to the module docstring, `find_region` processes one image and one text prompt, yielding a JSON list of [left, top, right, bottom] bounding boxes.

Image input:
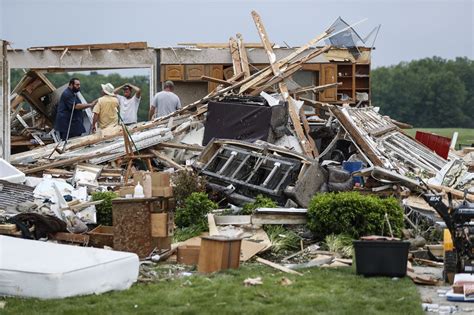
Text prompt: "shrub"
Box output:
[[307, 192, 404, 240], [91, 191, 118, 226], [324, 234, 354, 258], [241, 194, 277, 215], [175, 192, 218, 230], [264, 225, 301, 253], [172, 170, 206, 208]]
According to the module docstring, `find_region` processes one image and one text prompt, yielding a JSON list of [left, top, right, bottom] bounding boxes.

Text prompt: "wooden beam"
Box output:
[[256, 257, 303, 275], [200, 75, 233, 86], [23, 152, 113, 174], [330, 105, 384, 166], [157, 142, 204, 151], [249, 64, 302, 96], [150, 149, 185, 170], [229, 37, 243, 77], [236, 34, 251, 78], [252, 10, 316, 158]]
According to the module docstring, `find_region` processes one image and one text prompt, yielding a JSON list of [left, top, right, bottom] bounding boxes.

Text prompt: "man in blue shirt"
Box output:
[[54, 78, 96, 140]]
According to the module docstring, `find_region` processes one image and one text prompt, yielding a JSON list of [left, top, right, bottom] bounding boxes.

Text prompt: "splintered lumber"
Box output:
[[252, 10, 316, 158], [157, 142, 204, 151], [229, 37, 243, 76], [291, 82, 342, 95], [200, 76, 233, 86], [256, 257, 303, 276], [329, 105, 384, 166], [239, 45, 331, 94], [236, 34, 251, 78], [23, 152, 113, 174], [249, 63, 302, 96], [150, 149, 185, 170]]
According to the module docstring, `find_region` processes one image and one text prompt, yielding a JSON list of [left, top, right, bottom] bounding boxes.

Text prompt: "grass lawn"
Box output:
[[1, 264, 423, 315], [404, 128, 474, 148]]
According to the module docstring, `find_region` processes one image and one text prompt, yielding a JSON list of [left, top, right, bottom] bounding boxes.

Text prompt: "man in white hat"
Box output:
[[91, 83, 119, 133]]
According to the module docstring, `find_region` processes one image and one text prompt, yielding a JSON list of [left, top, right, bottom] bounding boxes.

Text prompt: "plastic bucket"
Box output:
[[353, 240, 409, 277]]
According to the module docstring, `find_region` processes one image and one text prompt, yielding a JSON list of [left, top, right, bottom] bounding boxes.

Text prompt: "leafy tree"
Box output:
[[372, 57, 473, 128]]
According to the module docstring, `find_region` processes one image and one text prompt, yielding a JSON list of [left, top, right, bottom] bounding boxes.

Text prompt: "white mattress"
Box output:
[[0, 236, 139, 299]]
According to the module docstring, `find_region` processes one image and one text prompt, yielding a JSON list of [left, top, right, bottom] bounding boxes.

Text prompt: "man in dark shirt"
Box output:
[[54, 78, 96, 140]]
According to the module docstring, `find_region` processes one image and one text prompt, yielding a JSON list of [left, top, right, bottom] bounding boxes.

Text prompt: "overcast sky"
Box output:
[[0, 0, 472, 69]]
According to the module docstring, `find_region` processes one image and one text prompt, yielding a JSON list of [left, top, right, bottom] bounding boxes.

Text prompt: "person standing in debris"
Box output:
[[149, 80, 181, 120], [91, 83, 119, 133], [114, 83, 141, 125], [54, 78, 96, 140]]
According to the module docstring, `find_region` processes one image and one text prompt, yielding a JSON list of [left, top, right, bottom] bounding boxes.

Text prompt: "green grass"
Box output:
[[404, 128, 474, 148], [1, 264, 423, 315]]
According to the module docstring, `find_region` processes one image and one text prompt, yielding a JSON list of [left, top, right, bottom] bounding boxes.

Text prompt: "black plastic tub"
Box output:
[[353, 240, 410, 277]]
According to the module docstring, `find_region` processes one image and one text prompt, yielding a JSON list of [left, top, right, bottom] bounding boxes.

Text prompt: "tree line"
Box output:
[[372, 57, 473, 128]]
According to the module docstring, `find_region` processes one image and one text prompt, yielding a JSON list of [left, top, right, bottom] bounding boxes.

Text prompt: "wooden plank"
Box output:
[[330, 105, 384, 166], [236, 34, 251, 78], [200, 75, 233, 86], [229, 37, 243, 77], [249, 64, 302, 96], [23, 152, 113, 174], [256, 257, 303, 275], [251, 10, 315, 158], [16, 114, 45, 145], [157, 142, 204, 151], [207, 213, 219, 236], [51, 232, 90, 245], [149, 149, 185, 170]]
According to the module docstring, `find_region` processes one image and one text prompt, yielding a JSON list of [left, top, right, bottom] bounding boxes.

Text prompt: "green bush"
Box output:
[[91, 191, 118, 226], [241, 194, 277, 215], [264, 225, 301, 253], [175, 192, 218, 230], [307, 192, 404, 240]]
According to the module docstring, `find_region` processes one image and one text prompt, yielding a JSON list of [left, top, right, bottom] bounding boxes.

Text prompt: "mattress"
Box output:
[[0, 236, 139, 299]]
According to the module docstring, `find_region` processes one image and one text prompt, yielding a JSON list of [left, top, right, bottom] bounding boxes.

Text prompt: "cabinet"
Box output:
[[319, 62, 370, 105], [320, 64, 337, 101], [185, 65, 205, 81], [165, 65, 184, 81]]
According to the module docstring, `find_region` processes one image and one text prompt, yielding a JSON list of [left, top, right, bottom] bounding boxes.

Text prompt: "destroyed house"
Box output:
[[2, 41, 372, 158]]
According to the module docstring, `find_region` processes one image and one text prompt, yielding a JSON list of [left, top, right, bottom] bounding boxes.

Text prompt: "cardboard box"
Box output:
[[151, 172, 170, 188], [151, 213, 168, 237], [177, 245, 201, 265], [152, 186, 173, 197], [152, 187, 164, 197], [118, 186, 134, 197]]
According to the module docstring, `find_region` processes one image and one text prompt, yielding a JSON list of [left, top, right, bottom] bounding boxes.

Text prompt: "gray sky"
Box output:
[[1, 0, 472, 70]]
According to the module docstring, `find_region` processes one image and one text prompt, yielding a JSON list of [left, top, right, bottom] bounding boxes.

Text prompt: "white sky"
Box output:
[[1, 0, 473, 70]]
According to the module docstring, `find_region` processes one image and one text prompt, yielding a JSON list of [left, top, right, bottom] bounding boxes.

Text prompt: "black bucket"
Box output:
[[353, 240, 410, 277]]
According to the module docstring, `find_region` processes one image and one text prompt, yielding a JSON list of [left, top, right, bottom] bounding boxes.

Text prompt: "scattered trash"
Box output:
[[243, 277, 263, 287]]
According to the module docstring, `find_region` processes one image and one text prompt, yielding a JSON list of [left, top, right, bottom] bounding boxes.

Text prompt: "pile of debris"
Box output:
[[1, 10, 473, 301]]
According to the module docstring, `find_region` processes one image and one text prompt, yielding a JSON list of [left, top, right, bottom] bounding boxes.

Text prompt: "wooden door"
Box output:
[[320, 64, 337, 102]]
